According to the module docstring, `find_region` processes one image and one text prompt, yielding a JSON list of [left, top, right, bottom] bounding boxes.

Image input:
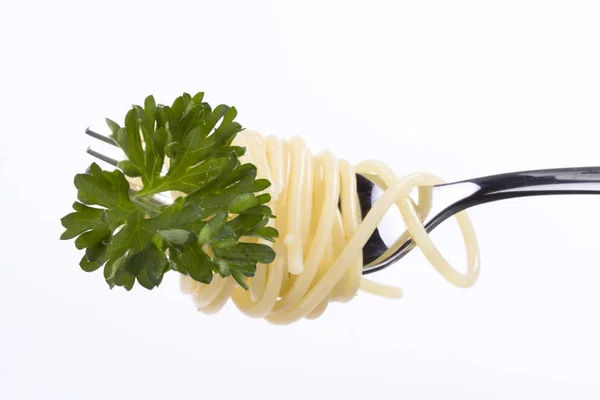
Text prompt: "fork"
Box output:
[[84, 128, 600, 275]]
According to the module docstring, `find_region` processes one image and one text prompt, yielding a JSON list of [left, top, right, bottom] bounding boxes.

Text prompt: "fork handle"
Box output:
[[452, 165, 600, 204], [429, 166, 600, 231]]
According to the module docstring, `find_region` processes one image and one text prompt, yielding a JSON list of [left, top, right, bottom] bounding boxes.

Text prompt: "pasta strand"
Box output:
[[180, 131, 480, 324]]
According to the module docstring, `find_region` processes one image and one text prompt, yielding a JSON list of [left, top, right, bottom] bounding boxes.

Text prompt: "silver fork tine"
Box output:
[[86, 146, 119, 167], [83, 127, 172, 206], [85, 127, 118, 146], [85, 127, 126, 168]]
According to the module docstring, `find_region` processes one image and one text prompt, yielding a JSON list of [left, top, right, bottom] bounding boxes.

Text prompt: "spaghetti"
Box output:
[[179, 130, 481, 324]]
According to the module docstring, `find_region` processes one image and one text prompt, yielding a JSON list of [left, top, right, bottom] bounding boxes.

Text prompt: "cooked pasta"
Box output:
[[179, 130, 481, 324]]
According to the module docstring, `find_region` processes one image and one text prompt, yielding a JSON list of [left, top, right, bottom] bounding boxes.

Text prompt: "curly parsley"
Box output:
[[61, 93, 278, 290]]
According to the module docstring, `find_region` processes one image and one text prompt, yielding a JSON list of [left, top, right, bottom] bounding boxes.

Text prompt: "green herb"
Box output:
[[61, 93, 278, 290]]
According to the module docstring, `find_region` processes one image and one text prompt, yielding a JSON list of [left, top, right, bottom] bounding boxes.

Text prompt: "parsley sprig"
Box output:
[[61, 93, 278, 290]]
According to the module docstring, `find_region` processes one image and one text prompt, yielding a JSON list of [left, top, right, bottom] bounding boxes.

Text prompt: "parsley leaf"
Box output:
[[61, 93, 278, 290]]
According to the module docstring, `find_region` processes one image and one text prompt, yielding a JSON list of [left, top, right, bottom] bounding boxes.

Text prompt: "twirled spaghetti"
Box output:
[[179, 130, 481, 325]]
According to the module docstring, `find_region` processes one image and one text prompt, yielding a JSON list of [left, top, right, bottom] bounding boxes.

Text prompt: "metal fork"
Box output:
[[84, 128, 600, 275]]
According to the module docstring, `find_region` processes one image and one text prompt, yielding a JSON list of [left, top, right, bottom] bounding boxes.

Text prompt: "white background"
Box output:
[[1, 1, 600, 399]]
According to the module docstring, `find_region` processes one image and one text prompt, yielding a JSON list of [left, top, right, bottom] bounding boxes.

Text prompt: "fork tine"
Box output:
[[84, 128, 173, 207], [86, 146, 119, 167], [85, 127, 126, 167], [85, 127, 118, 146]]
